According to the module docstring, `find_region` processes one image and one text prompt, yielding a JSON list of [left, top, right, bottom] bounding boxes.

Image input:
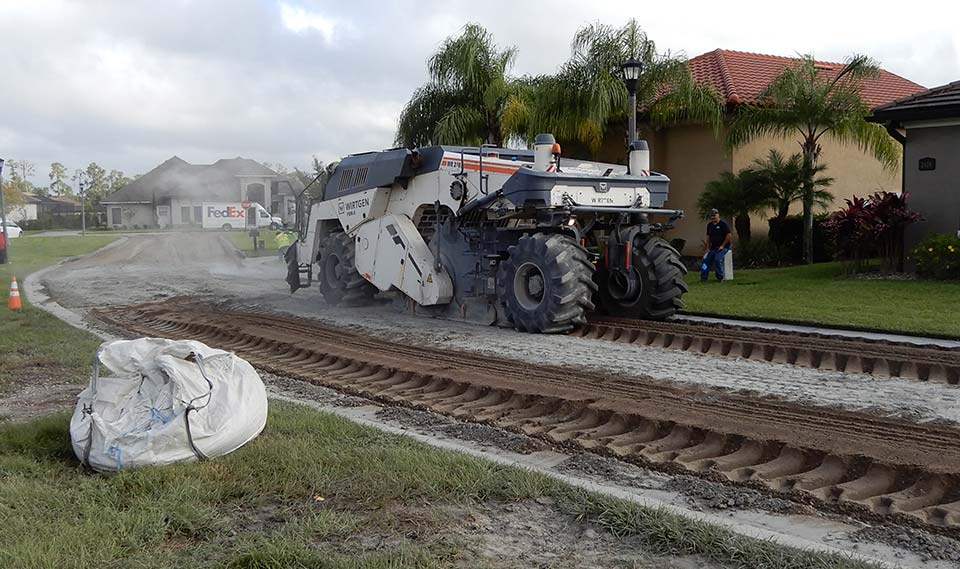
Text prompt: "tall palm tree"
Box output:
[[697, 169, 773, 242], [727, 55, 900, 264], [751, 149, 834, 223], [528, 20, 723, 154], [395, 24, 529, 148]]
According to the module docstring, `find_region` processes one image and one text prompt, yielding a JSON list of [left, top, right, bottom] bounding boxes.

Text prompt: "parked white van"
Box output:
[[201, 202, 282, 231]]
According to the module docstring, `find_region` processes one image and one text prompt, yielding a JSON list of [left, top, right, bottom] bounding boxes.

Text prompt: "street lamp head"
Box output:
[[621, 59, 642, 82]]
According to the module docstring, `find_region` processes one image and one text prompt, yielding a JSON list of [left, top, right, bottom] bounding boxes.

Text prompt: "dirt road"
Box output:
[[97, 299, 960, 531], [41, 233, 960, 426]]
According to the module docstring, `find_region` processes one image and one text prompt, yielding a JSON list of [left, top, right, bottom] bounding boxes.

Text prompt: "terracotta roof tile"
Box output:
[[689, 49, 925, 109]]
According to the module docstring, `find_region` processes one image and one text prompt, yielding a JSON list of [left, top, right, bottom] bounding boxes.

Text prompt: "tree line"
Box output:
[[395, 21, 900, 264], [2, 159, 136, 214]]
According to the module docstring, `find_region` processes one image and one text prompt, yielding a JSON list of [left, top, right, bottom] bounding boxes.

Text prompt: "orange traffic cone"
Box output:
[[8, 276, 22, 310]]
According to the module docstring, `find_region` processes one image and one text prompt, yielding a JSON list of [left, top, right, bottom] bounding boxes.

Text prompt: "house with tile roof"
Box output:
[[593, 49, 925, 253], [870, 80, 960, 257], [101, 157, 299, 229]]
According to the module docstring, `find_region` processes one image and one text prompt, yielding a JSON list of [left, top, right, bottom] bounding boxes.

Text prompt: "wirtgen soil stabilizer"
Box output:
[[285, 135, 687, 333]]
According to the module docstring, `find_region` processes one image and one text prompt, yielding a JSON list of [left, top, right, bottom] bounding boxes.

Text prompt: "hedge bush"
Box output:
[[733, 238, 785, 269], [767, 214, 834, 264], [912, 233, 960, 280]]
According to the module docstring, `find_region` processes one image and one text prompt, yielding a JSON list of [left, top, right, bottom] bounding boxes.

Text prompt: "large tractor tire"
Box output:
[[496, 233, 597, 333], [596, 236, 687, 320], [317, 232, 377, 306]]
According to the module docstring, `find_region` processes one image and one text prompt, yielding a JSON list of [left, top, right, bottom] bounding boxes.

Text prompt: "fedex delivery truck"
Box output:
[[202, 202, 283, 231]]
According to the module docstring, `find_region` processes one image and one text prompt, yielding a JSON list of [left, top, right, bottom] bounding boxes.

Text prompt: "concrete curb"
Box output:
[[22, 237, 128, 342]]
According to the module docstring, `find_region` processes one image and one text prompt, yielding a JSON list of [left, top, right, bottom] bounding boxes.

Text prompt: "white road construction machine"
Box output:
[[285, 134, 688, 333]]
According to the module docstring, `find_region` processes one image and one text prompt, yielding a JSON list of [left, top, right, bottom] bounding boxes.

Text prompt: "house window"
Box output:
[[181, 206, 191, 223], [194, 206, 202, 224], [111, 207, 122, 226]]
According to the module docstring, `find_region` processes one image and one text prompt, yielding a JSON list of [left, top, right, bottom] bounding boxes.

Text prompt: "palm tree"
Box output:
[[751, 149, 834, 223], [528, 20, 723, 154], [727, 55, 900, 264], [697, 169, 774, 242], [395, 24, 529, 147]]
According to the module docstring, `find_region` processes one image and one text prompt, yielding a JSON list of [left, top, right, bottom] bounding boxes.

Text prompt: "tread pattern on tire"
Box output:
[[639, 237, 688, 320], [497, 233, 597, 333], [318, 232, 377, 306]]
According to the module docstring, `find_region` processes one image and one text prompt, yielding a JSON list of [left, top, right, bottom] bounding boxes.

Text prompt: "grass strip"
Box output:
[[683, 261, 960, 338], [0, 236, 118, 390], [0, 404, 880, 569]]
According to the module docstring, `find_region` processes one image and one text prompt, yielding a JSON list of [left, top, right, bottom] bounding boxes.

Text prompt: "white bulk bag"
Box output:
[[70, 338, 268, 472]]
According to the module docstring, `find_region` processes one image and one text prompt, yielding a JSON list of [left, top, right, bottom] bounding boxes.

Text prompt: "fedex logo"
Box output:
[[207, 206, 245, 218]]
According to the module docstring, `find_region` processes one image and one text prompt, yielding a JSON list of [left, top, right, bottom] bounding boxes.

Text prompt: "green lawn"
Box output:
[[684, 262, 960, 338], [0, 403, 879, 569], [0, 235, 118, 389], [224, 229, 286, 255]]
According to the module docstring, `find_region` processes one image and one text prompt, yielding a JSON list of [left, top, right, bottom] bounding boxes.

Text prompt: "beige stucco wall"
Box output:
[[732, 134, 902, 238], [647, 125, 732, 253], [593, 124, 901, 254], [107, 204, 154, 228]]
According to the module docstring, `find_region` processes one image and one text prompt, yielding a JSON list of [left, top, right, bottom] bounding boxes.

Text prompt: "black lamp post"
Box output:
[[74, 170, 87, 237], [621, 58, 642, 144], [0, 158, 7, 264]]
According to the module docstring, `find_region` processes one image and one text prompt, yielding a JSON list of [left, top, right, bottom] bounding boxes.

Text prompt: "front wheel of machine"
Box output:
[[496, 233, 597, 334], [269, 222, 280, 230], [221, 223, 233, 231], [317, 232, 377, 306], [596, 236, 687, 320]]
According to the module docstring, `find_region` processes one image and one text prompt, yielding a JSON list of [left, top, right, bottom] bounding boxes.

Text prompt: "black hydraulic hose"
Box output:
[[293, 171, 326, 239], [458, 189, 503, 217]]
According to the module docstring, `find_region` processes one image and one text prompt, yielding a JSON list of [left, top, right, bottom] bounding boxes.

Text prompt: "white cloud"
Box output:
[[0, 0, 958, 186], [279, 2, 337, 42]]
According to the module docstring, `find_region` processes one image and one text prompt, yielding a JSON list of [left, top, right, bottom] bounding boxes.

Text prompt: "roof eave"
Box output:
[[869, 105, 960, 123]]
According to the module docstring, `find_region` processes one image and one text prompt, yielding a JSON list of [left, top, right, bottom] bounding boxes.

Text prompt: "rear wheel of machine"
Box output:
[[221, 223, 233, 231], [497, 233, 597, 333], [318, 232, 376, 306], [596, 236, 687, 320]]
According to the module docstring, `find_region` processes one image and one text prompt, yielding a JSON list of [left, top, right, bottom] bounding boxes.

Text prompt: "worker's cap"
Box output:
[[709, 208, 719, 215]]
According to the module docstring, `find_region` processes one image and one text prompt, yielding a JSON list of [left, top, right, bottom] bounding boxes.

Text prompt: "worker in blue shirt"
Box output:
[[701, 208, 731, 282]]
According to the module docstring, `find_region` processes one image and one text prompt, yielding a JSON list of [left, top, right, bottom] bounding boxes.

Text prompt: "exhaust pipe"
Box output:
[[534, 133, 556, 172], [628, 140, 650, 176]]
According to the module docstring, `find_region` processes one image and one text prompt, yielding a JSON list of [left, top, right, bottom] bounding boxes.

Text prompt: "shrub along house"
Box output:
[[101, 157, 285, 229], [869, 80, 960, 257], [591, 50, 925, 253]]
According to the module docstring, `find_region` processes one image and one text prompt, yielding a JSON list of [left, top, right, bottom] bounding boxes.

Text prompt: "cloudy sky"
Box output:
[[2, 0, 957, 186]]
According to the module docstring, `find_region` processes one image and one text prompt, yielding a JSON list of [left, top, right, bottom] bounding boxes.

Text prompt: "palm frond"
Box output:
[[434, 105, 486, 146], [398, 23, 527, 146], [726, 104, 803, 148], [395, 83, 463, 147], [697, 169, 776, 220], [827, 119, 901, 171]]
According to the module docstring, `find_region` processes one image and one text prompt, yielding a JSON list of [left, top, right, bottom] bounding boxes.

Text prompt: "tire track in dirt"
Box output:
[[577, 317, 960, 383], [95, 299, 960, 533]]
